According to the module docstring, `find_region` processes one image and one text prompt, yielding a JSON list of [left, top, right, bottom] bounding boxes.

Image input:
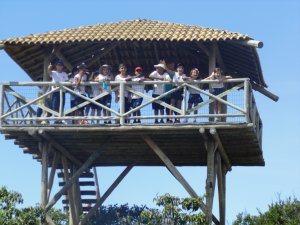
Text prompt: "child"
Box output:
[[149, 63, 168, 124], [89, 71, 101, 124], [115, 63, 132, 123], [186, 68, 203, 123], [67, 67, 78, 124], [131, 67, 145, 123], [168, 63, 188, 123], [74, 63, 88, 124], [162, 59, 175, 122], [204, 67, 232, 121], [47, 59, 69, 123], [95, 64, 114, 124]]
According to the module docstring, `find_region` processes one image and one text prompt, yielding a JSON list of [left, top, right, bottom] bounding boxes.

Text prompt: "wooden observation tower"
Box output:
[[0, 20, 278, 225]]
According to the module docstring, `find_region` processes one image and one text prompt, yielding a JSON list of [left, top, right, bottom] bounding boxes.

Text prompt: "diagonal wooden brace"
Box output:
[[142, 134, 219, 225], [79, 166, 133, 225], [45, 137, 112, 212]]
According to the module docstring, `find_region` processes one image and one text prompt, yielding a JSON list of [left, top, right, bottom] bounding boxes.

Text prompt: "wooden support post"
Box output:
[[153, 42, 160, 62], [59, 87, 63, 118], [210, 128, 232, 171], [62, 157, 78, 225], [43, 56, 50, 81], [41, 141, 48, 208], [209, 42, 216, 121], [79, 166, 133, 225], [244, 80, 250, 123], [72, 164, 83, 223], [142, 135, 220, 225], [216, 152, 226, 225], [0, 84, 4, 125], [205, 138, 217, 224], [93, 167, 101, 200], [182, 85, 187, 116], [119, 82, 125, 125], [45, 137, 111, 212], [47, 148, 59, 201]]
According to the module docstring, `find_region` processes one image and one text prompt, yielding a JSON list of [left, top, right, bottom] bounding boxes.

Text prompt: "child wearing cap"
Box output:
[[47, 59, 69, 123], [149, 63, 168, 124], [131, 67, 146, 123], [95, 64, 114, 124]]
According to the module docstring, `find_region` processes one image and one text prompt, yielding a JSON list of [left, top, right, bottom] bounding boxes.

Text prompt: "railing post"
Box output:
[[244, 79, 250, 123], [119, 82, 125, 125], [59, 86, 63, 119], [182, 85, 187, 117], [0, 84, 4, 125]]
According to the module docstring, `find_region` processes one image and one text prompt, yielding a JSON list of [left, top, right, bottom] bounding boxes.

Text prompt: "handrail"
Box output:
[[0, 79, 261, 137]]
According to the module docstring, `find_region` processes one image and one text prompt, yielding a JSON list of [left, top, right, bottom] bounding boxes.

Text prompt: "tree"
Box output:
[[89, 194, 207, 225], [233, 196, 300, 225], [138, 194, 206, 225], [0, 186, 68, 225]]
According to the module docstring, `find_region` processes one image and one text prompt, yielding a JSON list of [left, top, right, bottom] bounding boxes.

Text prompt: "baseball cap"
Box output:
[[154, 64, 165, 69], [55, 59, 64, 66], [135, 66, 143, 72]]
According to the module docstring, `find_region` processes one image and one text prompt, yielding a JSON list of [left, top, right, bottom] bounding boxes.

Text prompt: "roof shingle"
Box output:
[[1, 20, 251, 45]]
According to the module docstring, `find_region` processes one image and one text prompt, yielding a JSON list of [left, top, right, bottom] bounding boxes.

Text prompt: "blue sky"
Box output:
[[0, 0, 299, 224]]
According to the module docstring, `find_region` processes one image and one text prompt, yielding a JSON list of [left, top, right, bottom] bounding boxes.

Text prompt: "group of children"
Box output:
[[43, 59, 232, 124]]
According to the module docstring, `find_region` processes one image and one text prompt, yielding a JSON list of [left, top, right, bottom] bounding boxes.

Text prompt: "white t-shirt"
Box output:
[[189, 81, 201, 94], [115, 74, 131, 98], [131, 77, 145, 99], [208, 74, 225, 89], [90, 83, 101, 97], [173, 72, 186, 84], [149, 71, 168, 95], [74, 74, 87, 95], [97, 74, 113, 91], [50, 71, 69, 91]]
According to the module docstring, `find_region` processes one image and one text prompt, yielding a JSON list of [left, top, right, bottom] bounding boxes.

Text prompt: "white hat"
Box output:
[[154, 63, 165, 69]]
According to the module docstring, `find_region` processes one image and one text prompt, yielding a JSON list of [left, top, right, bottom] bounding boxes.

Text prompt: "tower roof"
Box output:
[[0, 19, 266, 87]]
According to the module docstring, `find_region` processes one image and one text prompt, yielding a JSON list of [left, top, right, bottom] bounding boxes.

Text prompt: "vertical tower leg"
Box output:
[[62, 157, 78, 225], [205, 138, 217, 224], [40, 141, 49, 225], [217, 153, 226, 225]]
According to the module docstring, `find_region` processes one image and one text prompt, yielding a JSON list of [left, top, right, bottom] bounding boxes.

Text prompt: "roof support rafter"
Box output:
[[251, 83, 279, 102], [233, 39, 263, 48], [53, 47, 74, 71], [195, 42, 210, 56], [87, 42, 122, 67]]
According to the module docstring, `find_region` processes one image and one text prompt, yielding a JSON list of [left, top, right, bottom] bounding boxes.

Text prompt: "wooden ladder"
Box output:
[[58, 167, 100, 213]]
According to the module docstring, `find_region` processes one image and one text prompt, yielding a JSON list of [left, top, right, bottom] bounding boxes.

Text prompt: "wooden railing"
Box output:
[[0, 79, 261, 136]]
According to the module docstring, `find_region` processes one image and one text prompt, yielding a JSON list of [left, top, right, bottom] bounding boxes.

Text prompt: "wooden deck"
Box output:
[[0, 122, 264, 167]]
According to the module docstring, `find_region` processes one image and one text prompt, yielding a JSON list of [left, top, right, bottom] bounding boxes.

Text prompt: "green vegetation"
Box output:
[[1, 186, 299, 225], [0, 186, 68, 225], [233, 196, 300, 225]]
